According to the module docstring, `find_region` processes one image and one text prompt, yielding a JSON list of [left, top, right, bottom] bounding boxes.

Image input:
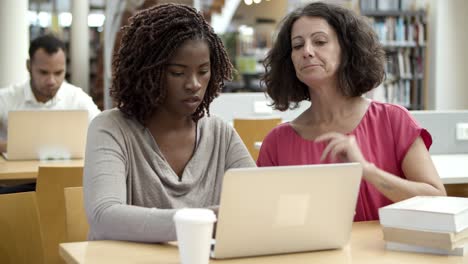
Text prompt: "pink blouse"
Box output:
[[257, 101, 432, 221]]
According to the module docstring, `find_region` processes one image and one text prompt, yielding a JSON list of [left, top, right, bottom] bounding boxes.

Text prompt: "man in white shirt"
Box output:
[[0, 34, 101, 153]]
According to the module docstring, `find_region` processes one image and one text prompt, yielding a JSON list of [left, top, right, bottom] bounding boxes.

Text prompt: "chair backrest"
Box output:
[[233, 117, 282, 161], [63, 186, 89, 242], [0, 192, 44, 264], [36, 165, 84, 264]]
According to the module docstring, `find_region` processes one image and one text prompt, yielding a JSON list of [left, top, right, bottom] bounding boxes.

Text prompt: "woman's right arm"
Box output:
[[83, 114, 178, 243]]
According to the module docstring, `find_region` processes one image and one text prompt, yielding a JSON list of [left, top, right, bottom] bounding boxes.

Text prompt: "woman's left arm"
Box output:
[[317, 133, 446, 202], [364, 136, 446, 202]]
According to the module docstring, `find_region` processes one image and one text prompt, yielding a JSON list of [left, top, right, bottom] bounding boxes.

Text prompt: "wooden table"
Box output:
[[0, 156, 83, 183], [60, 221, 467, 264]]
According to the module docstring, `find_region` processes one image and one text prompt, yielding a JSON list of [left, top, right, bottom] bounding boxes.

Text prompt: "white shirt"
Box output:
[[0, 79, 101, 140]]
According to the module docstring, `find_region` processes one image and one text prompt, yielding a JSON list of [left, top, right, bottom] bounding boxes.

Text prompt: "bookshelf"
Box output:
[[360, 0, 428, 110], [61, 27, 102, 93]]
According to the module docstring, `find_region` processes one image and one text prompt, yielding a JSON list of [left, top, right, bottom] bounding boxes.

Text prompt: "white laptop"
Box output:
[[3, 110, 88, 160], [211, 163, 362, 259]]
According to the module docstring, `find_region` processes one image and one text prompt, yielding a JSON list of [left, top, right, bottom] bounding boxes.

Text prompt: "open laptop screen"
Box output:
[[211, 163, 362, 259], [5, 110, 88, 160]]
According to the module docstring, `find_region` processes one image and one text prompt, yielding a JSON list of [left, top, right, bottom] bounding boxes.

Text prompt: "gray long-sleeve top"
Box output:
[[84, 109, 255, 243]]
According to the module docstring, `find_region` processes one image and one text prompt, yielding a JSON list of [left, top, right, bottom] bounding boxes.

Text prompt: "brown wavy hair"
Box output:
[[263, 2, 386, 111], [111, 3, 233, 124]]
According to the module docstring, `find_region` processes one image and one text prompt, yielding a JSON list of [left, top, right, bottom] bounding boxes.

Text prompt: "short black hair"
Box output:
[[263, 2, 386, 111], [29, 34, 66, 60]]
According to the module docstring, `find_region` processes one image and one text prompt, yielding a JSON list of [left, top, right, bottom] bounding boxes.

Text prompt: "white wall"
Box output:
[[430, 0, 468, 110], [210, 93, 310, 123]]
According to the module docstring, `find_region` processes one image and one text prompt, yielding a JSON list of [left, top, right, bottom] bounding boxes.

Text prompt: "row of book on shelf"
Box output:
[[368, 16, 426, 46], [361, 0, 423, 11], [370, 80, 413, 108], [379, 196, 468, 256], [385, 48, 424, 79], [367, 46, 424, 109]]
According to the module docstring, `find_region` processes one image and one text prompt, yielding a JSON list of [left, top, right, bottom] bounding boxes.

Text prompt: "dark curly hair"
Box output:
[[111, 3, 233, 124], [263, 2, 386, 111]]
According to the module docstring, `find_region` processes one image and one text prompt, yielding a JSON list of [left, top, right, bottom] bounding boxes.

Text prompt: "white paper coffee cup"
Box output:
[[174, 208, 216, 264]]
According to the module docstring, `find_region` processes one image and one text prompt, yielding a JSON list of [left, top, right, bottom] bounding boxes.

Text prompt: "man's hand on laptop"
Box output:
[[0, 140, 6, 153]]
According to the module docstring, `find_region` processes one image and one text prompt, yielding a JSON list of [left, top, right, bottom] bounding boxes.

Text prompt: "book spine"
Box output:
[[385, 241, 465, 256], [382, 227, 454, 250]]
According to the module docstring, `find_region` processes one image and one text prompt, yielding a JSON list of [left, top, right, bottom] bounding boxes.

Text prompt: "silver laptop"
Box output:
[[3, 110, 88, 160], [211, 163, 362, 259]]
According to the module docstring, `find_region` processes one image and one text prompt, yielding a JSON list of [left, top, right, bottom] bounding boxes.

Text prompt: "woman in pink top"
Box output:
[[257, 2, 446, 221]]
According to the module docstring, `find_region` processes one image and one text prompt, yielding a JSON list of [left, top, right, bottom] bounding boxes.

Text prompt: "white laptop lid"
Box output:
[[212, 163, 362, 259], [5, 110, 88, 160]]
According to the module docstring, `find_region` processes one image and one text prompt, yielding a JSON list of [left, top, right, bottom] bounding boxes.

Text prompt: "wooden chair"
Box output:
[[0, 165, 84, 264], [0, 192, 44, 264], [64, 187, 89, 242], [233, 117, 282, 161], [36, 165, 84, 264]]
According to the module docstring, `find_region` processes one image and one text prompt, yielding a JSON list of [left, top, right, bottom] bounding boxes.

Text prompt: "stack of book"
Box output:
[[378, 196, 468, 256]]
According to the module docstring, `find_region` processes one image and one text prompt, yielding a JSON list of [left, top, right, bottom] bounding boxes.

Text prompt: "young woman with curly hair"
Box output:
[[257, 2, 445, 221], [84, 3, 255, 242]]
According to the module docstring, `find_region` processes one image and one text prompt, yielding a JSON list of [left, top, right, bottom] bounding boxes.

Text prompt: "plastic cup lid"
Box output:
[[173, 208, 217, 224]]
